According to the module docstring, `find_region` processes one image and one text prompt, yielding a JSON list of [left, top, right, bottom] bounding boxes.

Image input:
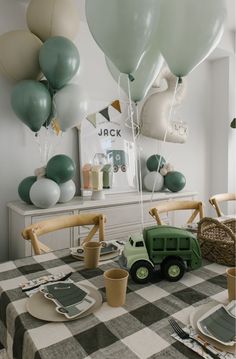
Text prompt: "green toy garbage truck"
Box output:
[[119, 225, 202, 284]]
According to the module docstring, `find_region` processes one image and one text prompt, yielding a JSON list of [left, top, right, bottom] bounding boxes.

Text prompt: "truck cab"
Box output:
[[119, 225, 202, 284]]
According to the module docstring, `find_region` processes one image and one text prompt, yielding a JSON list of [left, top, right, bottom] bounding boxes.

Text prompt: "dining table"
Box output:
[[0, 247, 231, 359]]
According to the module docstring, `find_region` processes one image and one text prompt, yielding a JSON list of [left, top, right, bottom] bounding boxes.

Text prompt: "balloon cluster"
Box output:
[[143, 154, 186, 193], [18, 154, 76, 208], [86, 0, 226, 103], [0, 0, 88, 133]]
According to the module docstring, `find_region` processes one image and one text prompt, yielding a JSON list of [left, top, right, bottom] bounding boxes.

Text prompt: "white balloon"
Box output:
[[59, 180, 76, 203], [54, 84, 89, 132], [141, 67, 188, 144], [30, 178, 60, 208], [143, 172, 164, 192], [157, 0, 226, 77], [27, 0, 80, 42]]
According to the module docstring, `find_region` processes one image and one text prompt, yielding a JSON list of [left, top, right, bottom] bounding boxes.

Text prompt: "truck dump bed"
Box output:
[[143, 226, 201, 269]]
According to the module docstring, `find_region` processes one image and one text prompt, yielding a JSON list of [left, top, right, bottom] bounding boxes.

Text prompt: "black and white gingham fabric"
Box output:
[[0, 249, 229, 359]]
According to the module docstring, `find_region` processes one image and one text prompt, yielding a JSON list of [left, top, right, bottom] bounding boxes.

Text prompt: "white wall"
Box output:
[[0, 0, 233, 261]]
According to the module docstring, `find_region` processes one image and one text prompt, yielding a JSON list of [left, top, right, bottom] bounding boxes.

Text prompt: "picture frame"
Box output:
[[77, 101, 138, 196]]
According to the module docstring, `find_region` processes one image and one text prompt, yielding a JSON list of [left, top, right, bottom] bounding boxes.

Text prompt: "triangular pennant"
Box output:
[[230, 118, 236, 129], [99, 107, 110, 122], [87, 113, 97, 128], [111, 100, 122, 113]]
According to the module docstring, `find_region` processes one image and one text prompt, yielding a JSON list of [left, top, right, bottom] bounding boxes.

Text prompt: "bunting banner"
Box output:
[[111, 100, 122, 113], [86, 99, 122, 128], [230, 118, 236, 129], [99, 107, 110, 122], [86, 113, 97, 128]]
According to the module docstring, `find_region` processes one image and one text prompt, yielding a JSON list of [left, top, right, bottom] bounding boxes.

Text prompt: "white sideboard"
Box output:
[[8, 191, 197, 259]]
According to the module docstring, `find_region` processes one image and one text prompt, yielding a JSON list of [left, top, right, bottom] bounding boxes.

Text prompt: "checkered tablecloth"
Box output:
[[0, 249, 229, 359]]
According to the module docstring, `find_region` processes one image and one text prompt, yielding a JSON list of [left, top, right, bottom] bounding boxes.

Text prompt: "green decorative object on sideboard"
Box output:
[[164, 171, 186, 192], [18, 176, 37, 204]]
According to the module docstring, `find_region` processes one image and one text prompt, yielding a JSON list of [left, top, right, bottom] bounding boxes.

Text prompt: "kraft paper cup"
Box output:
[[226, 267, 236, 302], [83, 241, 101, 269], [104, 268, 129, 307]]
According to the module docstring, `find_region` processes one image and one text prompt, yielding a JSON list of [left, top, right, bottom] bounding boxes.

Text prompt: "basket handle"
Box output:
[[197, 217, 236, 242]]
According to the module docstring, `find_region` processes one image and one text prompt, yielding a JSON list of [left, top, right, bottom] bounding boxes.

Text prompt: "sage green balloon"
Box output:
[[18, 176, 37, 204], [106, 46, 164, 102], [146, 155, 166, 172], [39, 36, 80, 90], [46, 154, 75, 184], [86, 0, 161, 74], [157, 0, 226, 77], [164, 171, 186, 192], [11, 80, 52, 132]]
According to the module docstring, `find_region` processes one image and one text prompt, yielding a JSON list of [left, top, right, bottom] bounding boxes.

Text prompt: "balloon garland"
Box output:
[[18, 154, 76, 208], [0, 0, 81, 136], [143, 154, 186, 193]]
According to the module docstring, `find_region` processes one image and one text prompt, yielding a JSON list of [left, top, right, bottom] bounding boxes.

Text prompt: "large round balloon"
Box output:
[[46, 154, 75, 184], [143, 172, 164, 192], [18, 176, 37, 204], [146, 155, 166, 172], [30, 178, 60, 208], [157, 0, 226, 77], [59, 180, 76, 203], [39, 36, 80, 90], [11, 80, 52, 132], [0, 30, 42, 82], [86, 0, 161, 74], [106, 46, 164, 102], [54, 84, 89, 131], [164, 171, 186, 192], [27, 0, 80, 42]]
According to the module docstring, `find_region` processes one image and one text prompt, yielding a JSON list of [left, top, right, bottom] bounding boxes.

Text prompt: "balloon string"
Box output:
[[150, 76, 179, 203], [127, 75, 144, 229], [135, 104, 144, 229], [34, 132, 44, 166]]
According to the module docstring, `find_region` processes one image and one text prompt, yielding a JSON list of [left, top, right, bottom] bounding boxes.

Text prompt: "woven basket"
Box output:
[[197, 217, 236, 266]]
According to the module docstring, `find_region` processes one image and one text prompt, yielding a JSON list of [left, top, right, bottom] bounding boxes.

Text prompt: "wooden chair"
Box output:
[[22, 213, 106, 255], [149, 200, 204, 227], [209, 193, 236, 217]]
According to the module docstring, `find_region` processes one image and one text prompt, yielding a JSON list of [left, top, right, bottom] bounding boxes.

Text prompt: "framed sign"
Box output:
[[78, 100, 138, 196]]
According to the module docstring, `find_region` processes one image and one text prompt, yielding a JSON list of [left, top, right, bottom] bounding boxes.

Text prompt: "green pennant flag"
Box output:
[[230, 118, 236, 129], [86, 113, 97, 128], [99, 107, 110, 122]]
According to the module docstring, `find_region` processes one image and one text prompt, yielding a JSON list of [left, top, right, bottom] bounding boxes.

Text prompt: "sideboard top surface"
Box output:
[[7, 191, 197, 216]]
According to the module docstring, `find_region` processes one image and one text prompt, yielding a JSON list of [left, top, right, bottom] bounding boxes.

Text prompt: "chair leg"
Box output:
[[82, 225, 99, 244], [99, 215, 105, 242]]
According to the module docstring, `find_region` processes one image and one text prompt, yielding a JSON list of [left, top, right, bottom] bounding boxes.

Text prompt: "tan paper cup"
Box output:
[[226, 267, 236, 302], [104, 268, 129, 307], [83, 241, 101, 269]]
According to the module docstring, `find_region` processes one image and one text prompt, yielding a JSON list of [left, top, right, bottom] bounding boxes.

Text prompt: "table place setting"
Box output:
[[169, 301, 236, 359], [0, 242, 235, 359]]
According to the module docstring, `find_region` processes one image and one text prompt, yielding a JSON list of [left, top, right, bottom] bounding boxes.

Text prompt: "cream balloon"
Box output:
[[157, 0, 226, 77], [27, 0, 80, 42], [30, 178, 60, 208], [59, 180, 76, 203], [141, 67, 188, 144], [54, 84, 89, 132], [0, 30, 42, 82]]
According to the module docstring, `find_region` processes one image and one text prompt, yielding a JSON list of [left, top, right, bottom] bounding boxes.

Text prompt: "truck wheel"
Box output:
[[130, 261, 153, 284], [121, 165, 127, 172], [162, 258, 185, 282]]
